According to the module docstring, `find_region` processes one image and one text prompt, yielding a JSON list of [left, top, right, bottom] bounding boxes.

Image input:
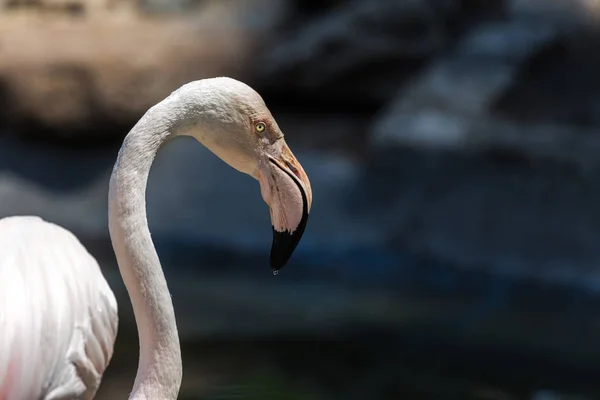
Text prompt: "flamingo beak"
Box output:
[[257, 140, 312, 274]]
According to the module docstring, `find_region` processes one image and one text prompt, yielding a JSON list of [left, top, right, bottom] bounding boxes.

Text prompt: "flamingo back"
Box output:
[[0, 216, 118, 400]]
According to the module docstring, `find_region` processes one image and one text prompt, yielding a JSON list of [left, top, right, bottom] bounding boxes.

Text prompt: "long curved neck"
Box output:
[[108, 102, 182, 400]]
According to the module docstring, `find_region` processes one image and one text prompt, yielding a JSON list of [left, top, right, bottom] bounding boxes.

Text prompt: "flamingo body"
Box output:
[[0, 216, 118, 400]]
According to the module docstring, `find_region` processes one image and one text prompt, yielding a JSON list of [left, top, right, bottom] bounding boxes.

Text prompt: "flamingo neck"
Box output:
[[108, 102, 182, 400]]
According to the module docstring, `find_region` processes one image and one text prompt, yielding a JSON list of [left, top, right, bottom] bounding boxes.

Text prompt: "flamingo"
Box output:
[[0, 77, 313, 399]]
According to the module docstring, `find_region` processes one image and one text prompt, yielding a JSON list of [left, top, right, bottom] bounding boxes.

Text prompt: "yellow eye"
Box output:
[[255, 122, 266, 133]]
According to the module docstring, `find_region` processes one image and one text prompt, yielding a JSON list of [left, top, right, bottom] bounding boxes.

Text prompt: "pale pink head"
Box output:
[[175, 77, 313, 273]]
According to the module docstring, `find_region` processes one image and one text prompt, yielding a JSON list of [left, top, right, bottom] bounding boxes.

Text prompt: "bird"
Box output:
[[0, 76, 312, 400], [0, 215, 118, 400]]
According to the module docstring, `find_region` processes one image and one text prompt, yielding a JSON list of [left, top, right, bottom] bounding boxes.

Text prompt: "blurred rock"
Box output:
[[139, 0, 203, 14], [493, 33, 600, 129], [364, 10, 600, 291], [256, 0, 506, 108], [359, 145, 600, 289], [370, 13, 562, 149], [257, 0, 456, 106], [287, 0, 348, 17], [0, 0, 289, 142]]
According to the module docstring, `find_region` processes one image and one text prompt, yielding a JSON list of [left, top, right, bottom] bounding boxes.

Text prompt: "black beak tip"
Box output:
[[269, 211, 309, 274], [269, 228, 299, 274]]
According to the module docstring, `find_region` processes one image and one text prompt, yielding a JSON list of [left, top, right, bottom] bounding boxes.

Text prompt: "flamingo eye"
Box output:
[[255, 122, 266, 133]]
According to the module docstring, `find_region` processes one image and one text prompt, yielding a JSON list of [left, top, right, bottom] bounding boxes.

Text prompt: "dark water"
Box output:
[[92, 243, 600, 400]]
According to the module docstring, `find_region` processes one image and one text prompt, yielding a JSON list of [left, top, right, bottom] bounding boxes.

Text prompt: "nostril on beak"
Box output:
[[284, 160, 300, 178]]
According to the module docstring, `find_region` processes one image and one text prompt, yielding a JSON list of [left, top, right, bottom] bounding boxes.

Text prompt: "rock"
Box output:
[[369, 13, 563, 150], [364, 145, 600, 286], [139, 0, 202, 14], [493, 31, 600, 129], [0, 0, 289, 143], [257, 0, 461, 108], [361, 8, 600, 291]]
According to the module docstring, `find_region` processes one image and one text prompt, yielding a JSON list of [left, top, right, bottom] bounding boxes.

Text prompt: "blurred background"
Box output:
[[2, 0, 600, 398]]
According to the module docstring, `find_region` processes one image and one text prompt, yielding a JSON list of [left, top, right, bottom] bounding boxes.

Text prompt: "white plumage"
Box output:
[[0, 216, 118, 400]]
